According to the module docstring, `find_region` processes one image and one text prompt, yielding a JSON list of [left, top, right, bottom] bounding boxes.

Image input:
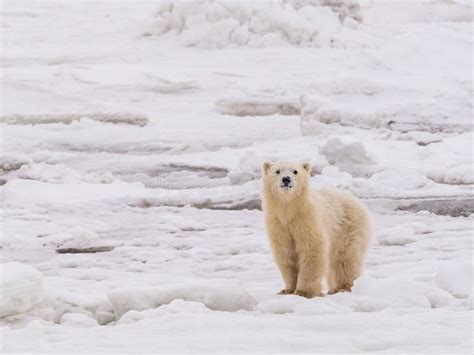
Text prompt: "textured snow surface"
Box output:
[[149, 0, 355, 48], [1, 0, 472, 353], [0, 263, 44, 317]]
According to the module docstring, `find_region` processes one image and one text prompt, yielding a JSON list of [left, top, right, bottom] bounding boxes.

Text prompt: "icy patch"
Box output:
[[150, 0, 347, 48], [435, 262, 472, 299], [397, 198, 474, 217], [0, 263, 44, 318], [428, 164, 474, 186], [107, 281, 256, 318], [59, 313, 98, 327], [406, 131, 442, 146], [0, 113, 149, 126], [377, 227, 416, 246], [216, 97, 300, 116]]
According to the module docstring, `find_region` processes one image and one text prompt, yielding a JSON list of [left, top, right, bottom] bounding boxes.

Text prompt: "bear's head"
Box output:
[[262, 161, 311, 200]]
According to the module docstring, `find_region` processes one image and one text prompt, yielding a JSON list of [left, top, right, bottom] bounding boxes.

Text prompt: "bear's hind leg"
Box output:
[[330, 246, 364, 293]]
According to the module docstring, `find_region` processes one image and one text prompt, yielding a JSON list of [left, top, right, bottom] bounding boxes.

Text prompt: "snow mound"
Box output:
[[352, 275, 431, 311], [108, 281, 256, 318], [0, 263, 44, 317], [150, 0, 349, 48], [255, 296, 300, 314], [435, 262, 472, 299]]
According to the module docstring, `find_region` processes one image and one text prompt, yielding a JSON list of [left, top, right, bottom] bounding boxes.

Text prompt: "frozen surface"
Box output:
[[0, 263, 44, 317], [149, 0, 350, 48], [1, 0, 472, 353]]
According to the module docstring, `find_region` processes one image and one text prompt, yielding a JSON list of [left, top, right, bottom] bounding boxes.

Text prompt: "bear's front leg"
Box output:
[[266, 219, 298, 295], [272, 242, 298, 295], [294, 238, 328, 298]]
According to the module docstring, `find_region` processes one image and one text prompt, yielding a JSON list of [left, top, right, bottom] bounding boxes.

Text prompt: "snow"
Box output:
[[435, 262, 473, 299], [60, 313, 98, 327], [320, 136, 372, 166], [376, 226, 416, 246], [108, 281, 256, 318], [0, 263, 44, 317], [149, 0, 347, 48], [1, 0, 473, 353]]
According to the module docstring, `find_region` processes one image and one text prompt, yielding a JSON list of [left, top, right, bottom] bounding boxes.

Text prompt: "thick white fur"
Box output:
[[262, 161, 372, 298]]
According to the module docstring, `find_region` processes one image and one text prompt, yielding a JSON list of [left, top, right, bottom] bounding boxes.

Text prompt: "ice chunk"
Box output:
[[108, 281, 256, 318], [216, 97, 300, 116], [149, 1, 350, 48], [0, 262, 44, 317], [0, 113, 148, 126], [53, 228, 118, 254], [0, 153, 32, 173], [320, 137, 372, 166]]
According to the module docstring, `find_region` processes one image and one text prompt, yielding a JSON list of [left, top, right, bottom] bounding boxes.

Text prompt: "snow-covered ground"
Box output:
[[1, 0, 472, 353]]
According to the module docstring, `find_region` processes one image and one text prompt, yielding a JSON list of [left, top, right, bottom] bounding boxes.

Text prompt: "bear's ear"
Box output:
[[263, 161, 272, 174], [302, 162, 311, 172]]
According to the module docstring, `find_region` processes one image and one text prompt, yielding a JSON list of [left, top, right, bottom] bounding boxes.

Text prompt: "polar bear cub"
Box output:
[[262, 161, 372, 298]]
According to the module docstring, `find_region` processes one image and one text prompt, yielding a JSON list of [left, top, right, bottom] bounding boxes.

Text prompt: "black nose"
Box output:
[[282, 176, 291, 185]]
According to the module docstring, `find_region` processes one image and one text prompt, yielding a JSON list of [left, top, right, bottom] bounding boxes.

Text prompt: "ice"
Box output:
[[108, 281, 256, 318], [60, 313, 98, 327], [0, 263, 44, 317], [216, 97, 300, 116], [50, 228, 119, 254], [320, 137, 372, 166], [149, 0, 349, 48], [0, 153, 31, 173], [0, 113, 149, 126]]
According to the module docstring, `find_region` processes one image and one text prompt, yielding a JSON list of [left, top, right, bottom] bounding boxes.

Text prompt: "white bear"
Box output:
[[262, 161, 372, 298]]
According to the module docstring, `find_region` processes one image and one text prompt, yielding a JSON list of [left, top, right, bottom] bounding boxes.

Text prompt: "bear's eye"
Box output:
[[293, 170, 298, 175], [275, 169, 280, 175]]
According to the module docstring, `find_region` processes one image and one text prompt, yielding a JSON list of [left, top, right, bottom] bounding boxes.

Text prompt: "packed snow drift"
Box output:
[[149, 0, 361, 48]]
